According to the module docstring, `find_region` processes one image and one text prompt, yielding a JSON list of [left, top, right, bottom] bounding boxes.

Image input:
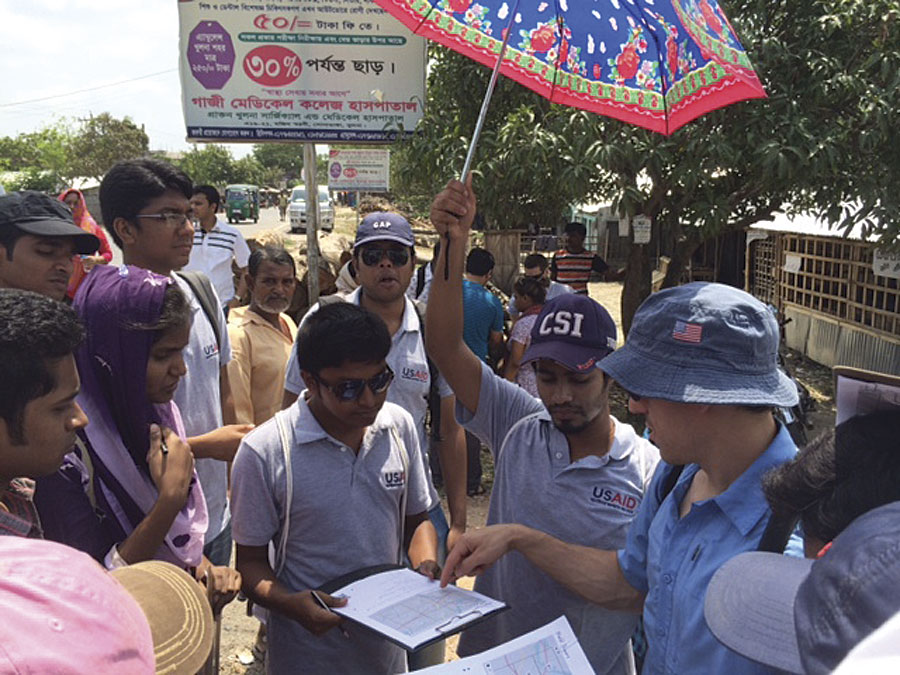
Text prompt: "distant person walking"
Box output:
[[551, 222, 621, 295], [58, 188, 113, 299]]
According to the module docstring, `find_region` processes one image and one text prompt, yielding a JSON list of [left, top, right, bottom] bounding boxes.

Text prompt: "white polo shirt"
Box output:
[[230, 398, 432, 674], [184, 219, 251, 304], [456, 362, 660, 674]]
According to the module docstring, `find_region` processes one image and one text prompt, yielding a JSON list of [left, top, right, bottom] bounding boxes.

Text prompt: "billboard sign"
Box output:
[[178, 0, 426, 143], [328, 148, 390, 191]]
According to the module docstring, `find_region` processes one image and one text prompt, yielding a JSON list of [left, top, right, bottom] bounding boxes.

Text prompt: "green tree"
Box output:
[[68, 113, 149, 180], [177, 144, 235, 186], [394, 1, 900, 331], [251, 143, 303, 183], [0, 123, 76, 187]]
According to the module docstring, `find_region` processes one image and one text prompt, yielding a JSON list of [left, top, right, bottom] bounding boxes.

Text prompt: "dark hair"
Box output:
[[513, 275, 547, 305], [466, 247, 495, 276], [126, 284, 192, 340], [295, 303, 391, 375], [565, 221, 587, 237], [0, 225, 25, 261], [192, 185, 220, 210], [248, 246, 296, 277], [99, 158, 192, 248], [0, 289, 84, 443], [523, 253, 548, 272], [762, 411, 900, 544]]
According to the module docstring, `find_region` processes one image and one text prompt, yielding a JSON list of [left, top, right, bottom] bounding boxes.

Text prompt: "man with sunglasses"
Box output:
[[100, 158, 253, 568], [427, 177, 659, 674], [507, 252, 574, 321], [231, 302, 438, 674]]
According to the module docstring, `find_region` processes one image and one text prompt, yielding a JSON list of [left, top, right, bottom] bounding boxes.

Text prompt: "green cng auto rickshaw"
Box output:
[[225, 184, 259, 223]]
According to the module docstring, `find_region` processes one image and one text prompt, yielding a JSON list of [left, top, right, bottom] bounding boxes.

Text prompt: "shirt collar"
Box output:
[[708, 423, 798, 536], [535, 411, 634, 467], [292, 392, 394, 446], [350, 287, 421, 335]]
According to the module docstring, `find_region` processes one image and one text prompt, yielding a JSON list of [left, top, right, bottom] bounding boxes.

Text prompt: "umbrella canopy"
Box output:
[[373, 0, 766, 135]]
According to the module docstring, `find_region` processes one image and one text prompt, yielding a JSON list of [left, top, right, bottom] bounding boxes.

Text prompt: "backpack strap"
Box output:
[[389, 425, 409, 564], [175, 271, 222, 351], [415, 263, 427, 298], [273, 410, 294, 577], [412, 300, 442, 442]]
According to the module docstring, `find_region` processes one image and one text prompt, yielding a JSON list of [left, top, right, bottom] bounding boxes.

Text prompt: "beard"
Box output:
[[256, 296, 291, 314]]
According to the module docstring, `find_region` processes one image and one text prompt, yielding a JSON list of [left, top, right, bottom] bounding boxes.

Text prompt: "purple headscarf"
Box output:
[[73, 264, 207, 568]]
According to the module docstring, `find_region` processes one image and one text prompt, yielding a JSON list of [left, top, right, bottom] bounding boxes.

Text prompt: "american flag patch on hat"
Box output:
[[672, 320, 703, 343]]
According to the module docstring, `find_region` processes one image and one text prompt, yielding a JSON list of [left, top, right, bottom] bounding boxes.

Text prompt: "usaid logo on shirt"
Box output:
[[203, 341, 219, 360], [382, 469, 406, 490], [590, 486, 640, 515], [400, 366, 429, 383]]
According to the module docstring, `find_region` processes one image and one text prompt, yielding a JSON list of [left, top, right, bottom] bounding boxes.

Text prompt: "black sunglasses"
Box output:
[[359, 247, 410, 267], [316, 366, 394, 402]]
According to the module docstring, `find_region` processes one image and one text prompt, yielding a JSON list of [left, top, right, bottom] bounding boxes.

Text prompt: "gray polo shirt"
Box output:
[[284, 287, 449, 507], [456, 363, 659, 675], [231, 398, 432, 674]]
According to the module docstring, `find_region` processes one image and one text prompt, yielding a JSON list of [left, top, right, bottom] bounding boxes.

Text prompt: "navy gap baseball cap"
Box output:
[[354, 212, 415, 249]]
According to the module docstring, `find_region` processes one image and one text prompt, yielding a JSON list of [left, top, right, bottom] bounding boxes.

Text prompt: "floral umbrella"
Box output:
[[373, 0, 766, 136]]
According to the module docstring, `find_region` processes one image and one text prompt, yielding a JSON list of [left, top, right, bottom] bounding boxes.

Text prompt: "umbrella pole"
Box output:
[[445, 0, 520, 279]]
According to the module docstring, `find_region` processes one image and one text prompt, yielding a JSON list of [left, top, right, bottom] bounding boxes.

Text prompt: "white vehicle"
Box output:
[[289, 185, 334, 233]]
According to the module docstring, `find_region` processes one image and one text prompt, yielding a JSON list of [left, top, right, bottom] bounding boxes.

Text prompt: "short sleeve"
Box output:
[[617, 461, 670, 594], [234, 231, 251, 267], [230, 439, 281, 547], [226, 324, 254, 425], [207, 283, 231, 365], [591, 255, 609, 275], [284, 302, 320, 394], [396, 412, 434, 514], [456, 361, 543, 458], [509, 316, 533, 346]]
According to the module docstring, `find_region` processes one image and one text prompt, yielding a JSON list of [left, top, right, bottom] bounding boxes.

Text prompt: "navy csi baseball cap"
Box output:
[[354, 212, 415, 249], [522, 294, 618, 372], [704, 501, 900, 674], [0, 191, 99, 254], [600, 282, 798, 406]]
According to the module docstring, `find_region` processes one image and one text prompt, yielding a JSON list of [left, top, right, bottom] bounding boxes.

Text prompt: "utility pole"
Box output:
[[302, 142, 320, 304]]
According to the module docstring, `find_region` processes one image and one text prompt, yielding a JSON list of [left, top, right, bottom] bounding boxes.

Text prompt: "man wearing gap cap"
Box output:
[[440, 254, 801, 673], [281, 211, 465, 667], [428, 179, 659, 674]]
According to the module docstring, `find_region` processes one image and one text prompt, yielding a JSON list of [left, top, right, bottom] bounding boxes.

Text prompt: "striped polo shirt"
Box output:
[[184, 219, 251, 304], [551, 249, 609, 294]]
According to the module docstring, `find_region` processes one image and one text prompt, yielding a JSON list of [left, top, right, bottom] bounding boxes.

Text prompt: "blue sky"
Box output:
[[1, 0, 252, 156]]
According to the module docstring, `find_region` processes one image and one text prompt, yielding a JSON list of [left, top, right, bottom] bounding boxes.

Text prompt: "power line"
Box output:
[[0, 69, 177, 108]]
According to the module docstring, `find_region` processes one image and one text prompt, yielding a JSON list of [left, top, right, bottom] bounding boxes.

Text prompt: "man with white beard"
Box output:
[[227, 246, 298, 426]]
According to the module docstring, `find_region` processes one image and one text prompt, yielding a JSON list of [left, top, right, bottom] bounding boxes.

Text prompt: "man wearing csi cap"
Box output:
[[0, 190, 100, 301], [428, 179, 659, 674], [440, 257, 800, 672]]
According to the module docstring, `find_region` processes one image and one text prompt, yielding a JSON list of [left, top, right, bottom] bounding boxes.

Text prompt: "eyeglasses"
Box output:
[[136, 212, 191, 228], [359, 247, 410, 267], [315, 365, 394, 402]]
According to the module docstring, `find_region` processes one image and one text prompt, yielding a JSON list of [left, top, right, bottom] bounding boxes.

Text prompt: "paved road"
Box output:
[[109, 205, 289, 266]]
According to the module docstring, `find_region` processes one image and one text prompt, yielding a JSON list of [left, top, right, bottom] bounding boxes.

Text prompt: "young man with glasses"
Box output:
[[427, 178, 659, 674], [231, 302, 438, 674], [100, 158, 252, 567], [507, 252, 574, 320], [282, 211, 465, 667]]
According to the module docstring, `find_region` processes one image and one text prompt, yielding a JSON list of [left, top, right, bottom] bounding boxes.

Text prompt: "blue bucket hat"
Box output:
[[353, 212, 415, 249], [599, 282, 797, 406], [704, 501, 900, 674], [522, 294, 618, 372]]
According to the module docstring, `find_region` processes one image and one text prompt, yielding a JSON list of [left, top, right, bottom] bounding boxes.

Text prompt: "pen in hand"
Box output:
[[311, 590, 350, 639]]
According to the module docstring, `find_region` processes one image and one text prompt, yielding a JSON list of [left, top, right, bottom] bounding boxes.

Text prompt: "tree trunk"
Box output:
[[662, 236, 702, 288], [621, 243, 652, 336]]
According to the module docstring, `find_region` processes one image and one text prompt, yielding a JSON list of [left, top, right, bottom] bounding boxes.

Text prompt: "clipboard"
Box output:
[[833, 366, 900, 425], [318, 567, 508, 652]]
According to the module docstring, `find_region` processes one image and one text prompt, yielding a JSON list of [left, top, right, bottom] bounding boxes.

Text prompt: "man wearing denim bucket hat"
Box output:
[[442, 279, 800, 675], [429, 178, 659, 674]]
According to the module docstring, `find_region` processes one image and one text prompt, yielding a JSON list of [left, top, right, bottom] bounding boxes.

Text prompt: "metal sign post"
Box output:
[[303, 142, 320, 305]]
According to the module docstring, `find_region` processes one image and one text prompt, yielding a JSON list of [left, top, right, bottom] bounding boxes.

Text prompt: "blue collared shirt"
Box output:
[[618, 424, 798, 675]]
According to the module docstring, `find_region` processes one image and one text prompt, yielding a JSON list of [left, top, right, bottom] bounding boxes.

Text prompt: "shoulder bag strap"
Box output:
[[389, 425, 409, 565], [273, 410, 293, 577]]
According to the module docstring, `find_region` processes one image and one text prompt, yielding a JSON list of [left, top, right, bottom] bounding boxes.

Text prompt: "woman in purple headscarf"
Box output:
[[35, 264, 239, 602]]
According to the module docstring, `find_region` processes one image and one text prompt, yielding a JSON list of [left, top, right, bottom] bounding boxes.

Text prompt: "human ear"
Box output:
[[300, 370, 319, 396], [113, 217, 139, 246]]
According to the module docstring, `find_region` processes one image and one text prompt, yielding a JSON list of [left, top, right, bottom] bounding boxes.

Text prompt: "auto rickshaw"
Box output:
[[225, 184, 259, 223]]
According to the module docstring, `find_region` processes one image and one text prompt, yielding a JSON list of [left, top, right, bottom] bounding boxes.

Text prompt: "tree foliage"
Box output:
[[68, 113, 149, 181], [392, 1, 900, 329]]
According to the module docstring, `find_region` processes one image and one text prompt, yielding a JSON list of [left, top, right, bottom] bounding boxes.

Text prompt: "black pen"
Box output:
[[160, 438, 169, 456], [312, 590, 349, 638]]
